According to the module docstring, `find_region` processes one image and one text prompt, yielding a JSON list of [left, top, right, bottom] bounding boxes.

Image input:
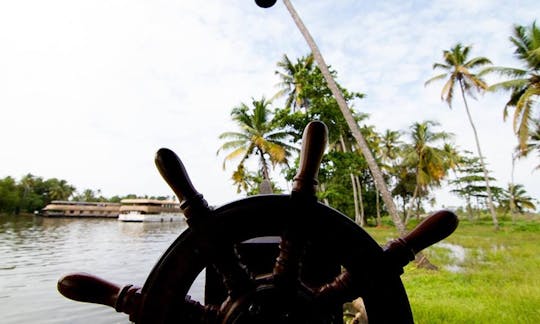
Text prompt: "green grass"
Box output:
[[361, 216, 540, 323]]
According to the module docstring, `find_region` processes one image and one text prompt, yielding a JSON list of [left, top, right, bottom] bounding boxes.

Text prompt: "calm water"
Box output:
[[0, 214, 204, 324]]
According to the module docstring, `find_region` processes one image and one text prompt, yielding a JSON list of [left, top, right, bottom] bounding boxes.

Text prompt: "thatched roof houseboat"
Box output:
[[40, 200, 120, 218]]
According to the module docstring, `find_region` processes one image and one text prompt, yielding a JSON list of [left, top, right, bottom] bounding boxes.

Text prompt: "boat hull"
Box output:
[[118, 212, 185, 223]]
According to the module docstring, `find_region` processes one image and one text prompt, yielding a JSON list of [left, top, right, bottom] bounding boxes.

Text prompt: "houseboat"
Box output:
[[39, 201, 120, 218], [118, 199, 184, 222]]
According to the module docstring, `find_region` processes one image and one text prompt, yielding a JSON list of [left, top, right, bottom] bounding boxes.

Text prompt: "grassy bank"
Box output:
[[361, 216, 540, 323]]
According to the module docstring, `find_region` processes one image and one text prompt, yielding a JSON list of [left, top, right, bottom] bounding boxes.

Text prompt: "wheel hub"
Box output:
[[221, 279, 337, 324]]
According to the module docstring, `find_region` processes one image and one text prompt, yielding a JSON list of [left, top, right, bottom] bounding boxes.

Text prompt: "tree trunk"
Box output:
[[405, 184, 419, 225], [282, 0, 406, 235], [351, 174, 362, 226], [258, 149, 273, 194], [375, 188, 381, 226], [466, 200, 474, 221], [510, 153, 517, 223], [339, 135, 363, 226], [459, 80, 499, 230], [355, 176, 365, 225]]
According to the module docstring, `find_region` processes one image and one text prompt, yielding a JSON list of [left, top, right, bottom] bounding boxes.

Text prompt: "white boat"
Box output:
[[118, 199, 184, 222]]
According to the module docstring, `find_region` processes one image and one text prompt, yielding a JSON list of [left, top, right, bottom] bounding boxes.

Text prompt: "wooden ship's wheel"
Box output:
[[58, 121, 458, 323]]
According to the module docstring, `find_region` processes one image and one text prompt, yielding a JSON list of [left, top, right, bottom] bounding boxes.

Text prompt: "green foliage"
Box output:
[[425, 43, 492, 107], [0, 174, 75, 214], [0, 176, 20, 214], [487, 21, 540, 152], [499, 183, 537, 214], [0, 174, 173, 215], [449, 152, 501, 216], [318, 151, 368, 217], [217, 97, 296, 193]]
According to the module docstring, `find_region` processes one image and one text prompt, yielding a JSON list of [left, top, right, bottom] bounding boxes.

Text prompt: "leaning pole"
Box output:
[[279, 0, 406, 234]]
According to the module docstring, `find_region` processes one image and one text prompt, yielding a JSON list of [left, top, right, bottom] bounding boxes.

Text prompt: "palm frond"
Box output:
[[441, 78, 455, 107], [217, 139, 248, 155], [465, 56, 492, 69], [218, 132, 249, 140], [222, 147, 248, 170], [424, 73, 447, 86], [488, 78, 529, 92]]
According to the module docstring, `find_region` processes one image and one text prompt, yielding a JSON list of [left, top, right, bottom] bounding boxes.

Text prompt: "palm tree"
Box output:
[[501, 183, 537, 219], [217, 97, 295, 193], [487, 21, 540, 151], [274, 54, 315, 111], [380, 129, 402, 165], [281, 0, 406, 234], [425, 43, 499, 229], [517, 119, 540, 170], [81, 189, 97, 202], [378, 129, 403, 226], [401, 121, 452, 222], [47, 179, 76, 201]]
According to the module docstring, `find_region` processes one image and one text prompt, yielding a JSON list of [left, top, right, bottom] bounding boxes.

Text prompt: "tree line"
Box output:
[[217, 20, 540, 228], [0, 173, 173, 215]]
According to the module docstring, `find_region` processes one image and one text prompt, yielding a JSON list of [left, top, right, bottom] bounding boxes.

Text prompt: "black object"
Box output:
[[255, 0, 277, 9]]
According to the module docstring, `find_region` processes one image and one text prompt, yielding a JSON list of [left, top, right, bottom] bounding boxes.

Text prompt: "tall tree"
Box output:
[[45, 178, 76, 201], [401, 121, 452, 222], [282, 0, 406, 234], [487, 21, 540, 151], [274, 54, 370, 222], [425, 43, 499, 229], [516, 119, 540, 170], [217, 97, 295, 193], [500, 183, 537, 217], [0, 176, 20, 214], [274, 54, 315, 111], [450, 153, 498, 219]]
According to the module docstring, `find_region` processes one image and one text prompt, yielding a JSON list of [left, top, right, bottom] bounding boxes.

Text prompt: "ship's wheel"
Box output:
[[58, 121, 458, 323]]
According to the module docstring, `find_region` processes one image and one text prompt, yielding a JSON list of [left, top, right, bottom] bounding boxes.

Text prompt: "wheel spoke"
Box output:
[[315, 271, 359, 306], [273, 121, 328, 289], [212, 243, 255, 299]]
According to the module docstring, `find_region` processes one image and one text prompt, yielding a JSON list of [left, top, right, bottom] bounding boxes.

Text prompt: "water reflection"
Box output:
[[0, 214, 200, 324]]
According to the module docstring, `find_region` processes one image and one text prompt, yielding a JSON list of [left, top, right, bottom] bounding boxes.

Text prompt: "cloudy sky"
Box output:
[[1, 1, 538, 210]]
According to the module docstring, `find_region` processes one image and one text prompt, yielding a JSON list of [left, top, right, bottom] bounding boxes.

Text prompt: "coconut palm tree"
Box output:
[[46, 178, 76, 201], [401, 121, 452, 222], [274, 54, 315, 111], [281, 0, 406, 234], [425, 43, 499, 229], [501, 183, 537, 217], [217, 97, 295, 193], [380, 129, 403, 165], [517, 119, 540, 170], [487, 21, 540, 152]]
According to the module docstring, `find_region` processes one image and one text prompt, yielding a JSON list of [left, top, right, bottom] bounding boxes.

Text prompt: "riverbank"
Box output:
[[363, 215, 540, 323]]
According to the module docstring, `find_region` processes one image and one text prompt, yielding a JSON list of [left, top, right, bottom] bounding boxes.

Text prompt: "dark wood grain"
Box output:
[[292, 121, 328, 196]]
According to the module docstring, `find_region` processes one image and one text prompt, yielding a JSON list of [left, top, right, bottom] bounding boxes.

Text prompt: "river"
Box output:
[[0, 214, 204, 324]]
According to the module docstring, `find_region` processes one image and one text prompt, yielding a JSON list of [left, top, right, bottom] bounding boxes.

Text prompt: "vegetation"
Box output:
[[488, 21, 540, 152], [281, 0, 406, 235], [425, 43, 500, 229], [356, 216, 540, 323], [217, 27, 540, 225], [0, 174, 172, 215], [217, 97, 296, 193], [400, 120, 453, 222]]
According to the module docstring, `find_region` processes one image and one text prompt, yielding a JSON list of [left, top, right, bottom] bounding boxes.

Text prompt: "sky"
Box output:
[[1, 1, 539, 211]]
